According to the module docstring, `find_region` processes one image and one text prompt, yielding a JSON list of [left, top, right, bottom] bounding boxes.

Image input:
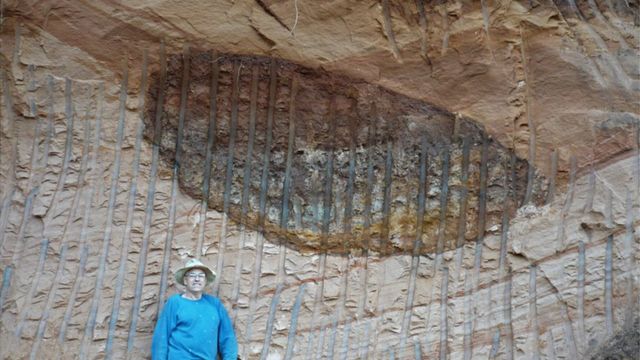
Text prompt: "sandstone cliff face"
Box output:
[[0, 1, 638, 359]]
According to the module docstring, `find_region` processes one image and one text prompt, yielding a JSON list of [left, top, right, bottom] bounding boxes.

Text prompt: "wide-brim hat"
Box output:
[[175, 258, 216, 286]]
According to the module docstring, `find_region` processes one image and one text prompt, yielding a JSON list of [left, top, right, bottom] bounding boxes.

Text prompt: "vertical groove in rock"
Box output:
[[503, 272, 514, 360], [46, 78, 75, 221], [128, 42, 166, 352], [30, 243, 67, 360], [546, 149, 558, 205], [8, 187, 37, 266], [231, 64, 259, 325], [463, 270, 473, 360], [435, 147, 451, 270], [15, 238, 48, 337], [605, 189, 614, 336], [244, 59, 277, 359], [213, 59, 241, 296], [196, 50, 219, 257], [105, 50, 148, 359], [59, 244, 89, 344], [159, 44, 190, 310], [59, 81, 105, 346], [400, 135, 428, 351], [529, 265, 540, 360], [260, 283, 283, 360], [3, 3, 637, 357], [81, 61, 128, 360], [285, 283, 306, 360], [0, 265, 11, 314], [577, 239, 586, 349], [439, 267, 449, 360], [381, 140, 393, 252], [339, 318, 351, 360], [623, 191, 635, 328], [520, 24, 535, 206]]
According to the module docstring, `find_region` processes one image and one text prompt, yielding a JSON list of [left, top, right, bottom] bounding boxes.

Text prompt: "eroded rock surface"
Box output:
[[0, 1, 638, 359]]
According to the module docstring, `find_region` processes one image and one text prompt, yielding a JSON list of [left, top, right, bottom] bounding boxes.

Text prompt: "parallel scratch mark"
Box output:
[[439, 267, 449, 360], [81, 61, 129, 360], [339, 318, 351, 360], [463, 270, 473, 360], [456, 136, 471, 249], [9, 187, 38, 266], [604, 188, 614, 336], [56, 86, 94, 244], [400, 135, 428, 351], [320, 99, 337, 360], [503, 272, 514, 360], [470, 135, 489, 359], [30, 243, 67, 360], [29, 81, 92, 354], [15, 238, 49, 337], [196, 51, 220, 256], [435, 147, 451, 269], [244, 59, 277, 360], [284, 283, 306, 360], [546, 149, 558, 205], [232, 64, 259, 325], [264, 74, 298, 360], [279, 74, 298, 232], [577, 237, 586, 350], [529, 265, 540, 360], [128, 42, 166, 352], [214, 60, 242, 295], [357, 114, 377, 318], [414, 338, 422, 359], [480, 0, 490, 35], [0, 265, 13, 313], [333, 123, 357, 354], [59, 245, 89, 344], [105, 50, 148, 360], [361, 319, 372, 359], [0, 189, 14, 254], [46, 77, 75, 219], [315, 323, 327, 360], [59, 80, 105, 345], [381, 140, 393, 253], [454, 137, 471, 293], [260, 283, 283, 360], [159, 44, 190, 309], [623, 191, 635, 328]]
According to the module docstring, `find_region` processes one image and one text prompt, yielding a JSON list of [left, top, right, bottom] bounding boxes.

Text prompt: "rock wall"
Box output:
[[0, 1, 638, 359]]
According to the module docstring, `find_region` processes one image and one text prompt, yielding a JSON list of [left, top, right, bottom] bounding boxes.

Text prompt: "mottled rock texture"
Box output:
[[0, 0, 638, 359]]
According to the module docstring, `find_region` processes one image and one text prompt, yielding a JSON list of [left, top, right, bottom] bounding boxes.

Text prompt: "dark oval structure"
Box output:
[[144, 48, 547, 256]]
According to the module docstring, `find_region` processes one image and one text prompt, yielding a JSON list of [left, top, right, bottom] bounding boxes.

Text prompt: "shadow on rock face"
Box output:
[[143, 49, 548, 256]]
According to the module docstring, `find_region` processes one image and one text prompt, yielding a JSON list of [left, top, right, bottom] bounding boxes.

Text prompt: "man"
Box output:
[[152, 258, 238, 360]]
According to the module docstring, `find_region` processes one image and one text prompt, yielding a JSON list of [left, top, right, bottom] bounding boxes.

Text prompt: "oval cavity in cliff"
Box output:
[[144, 49, 547, 256]]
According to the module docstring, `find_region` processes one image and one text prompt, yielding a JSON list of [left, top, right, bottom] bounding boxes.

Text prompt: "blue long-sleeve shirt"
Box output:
[[152, 293, 238, 360]]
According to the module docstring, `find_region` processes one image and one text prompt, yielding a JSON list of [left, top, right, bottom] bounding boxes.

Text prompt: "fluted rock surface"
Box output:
[[0, 1, 638, 359]]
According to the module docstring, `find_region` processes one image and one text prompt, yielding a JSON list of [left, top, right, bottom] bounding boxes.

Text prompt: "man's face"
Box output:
[[184, 269, 206, 294]]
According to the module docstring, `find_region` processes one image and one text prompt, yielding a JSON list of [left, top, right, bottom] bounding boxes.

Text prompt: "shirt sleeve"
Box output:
[[151, 297, 175, 360], [216, 300, 238, 360]]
